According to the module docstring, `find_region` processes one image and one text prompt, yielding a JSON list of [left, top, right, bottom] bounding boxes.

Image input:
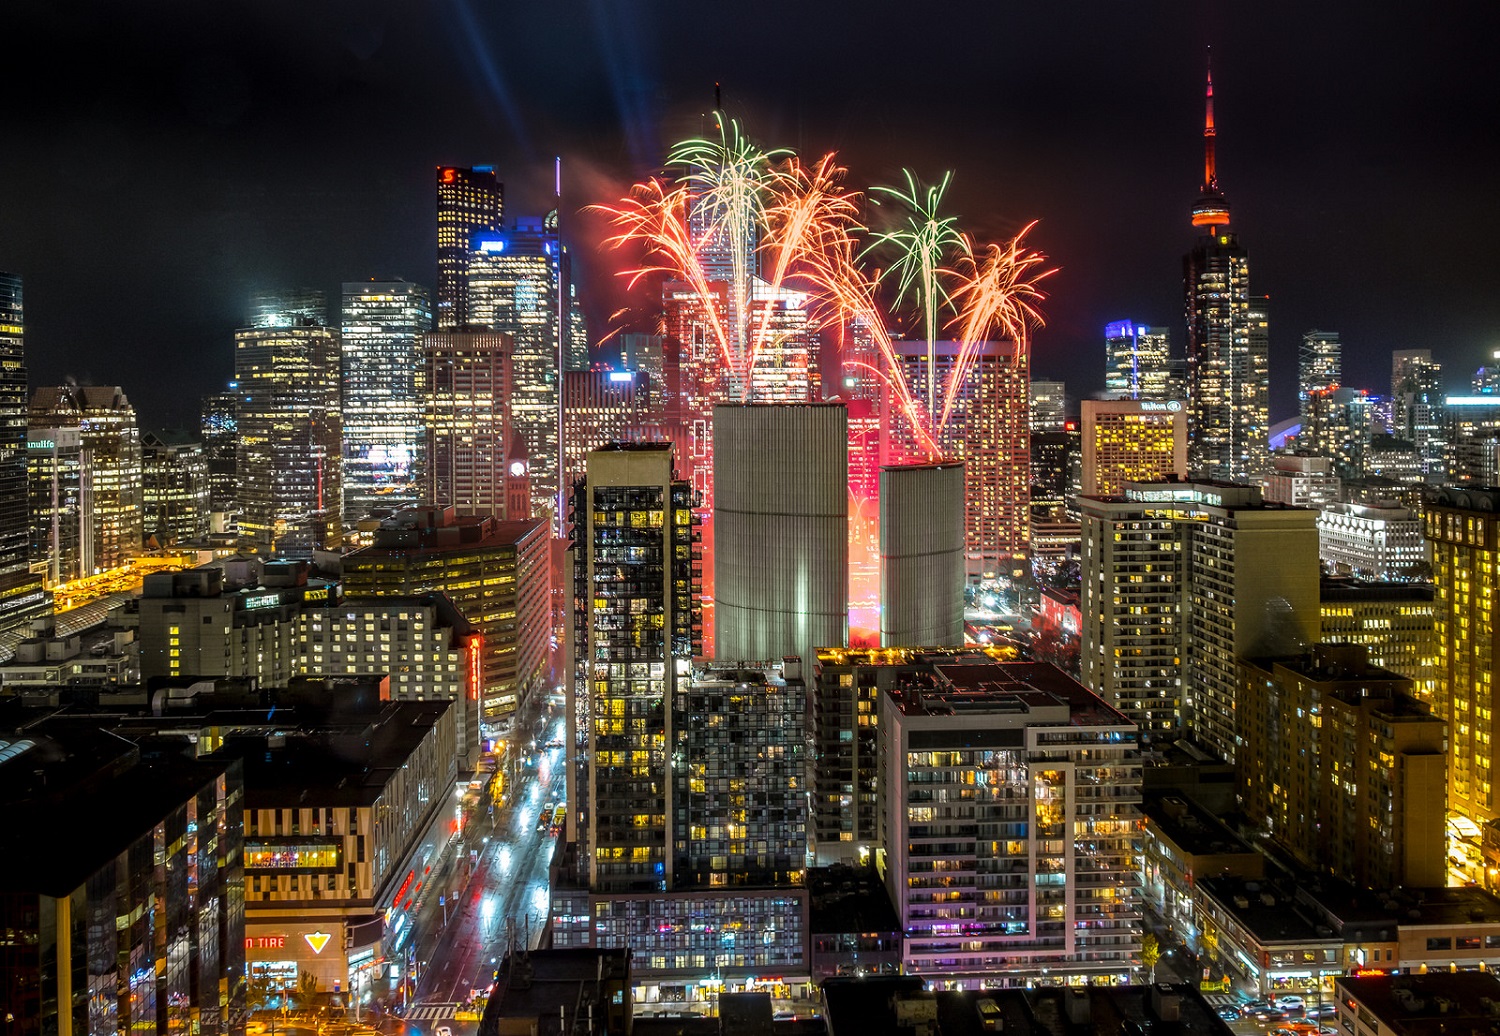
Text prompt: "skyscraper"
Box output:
[[233, 294, 342, 553], [0, 272, 47, 631], [565, 443, 701, 891], [1426, 487, 1500, 828], [200, 384, 239, 515], [141, 430, 211, 546], [435, 165, 503, 331], [1185, 66, 1268, 482], [26, 427, 89, 585], [884, 340, 1030, 582], [1078, 479, 1320, 748], [1104, 321, 1174, 401], [879, 462, 965, 647], [423, 330, 517, 517], [466, 221, 567, 525], [1392, 348, 1446, 479], [1028, 379, 1066, 432], [713, 403, 848, 666], [340, 280, 432, 522], [29, 385, 143, 572], [1078, 398, 1187, 496], [1299, 330, 1343, 428], [561, 369, 660, 487]]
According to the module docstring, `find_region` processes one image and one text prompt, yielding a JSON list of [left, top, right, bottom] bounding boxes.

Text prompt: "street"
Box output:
[[399, 711, 570, 1029]]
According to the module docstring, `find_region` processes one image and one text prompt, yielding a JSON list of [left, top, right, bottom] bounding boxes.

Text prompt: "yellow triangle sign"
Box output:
[[304, 931, 332, 955]]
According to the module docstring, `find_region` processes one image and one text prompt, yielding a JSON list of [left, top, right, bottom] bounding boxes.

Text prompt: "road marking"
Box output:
[[404, 1004, 459, 1021]]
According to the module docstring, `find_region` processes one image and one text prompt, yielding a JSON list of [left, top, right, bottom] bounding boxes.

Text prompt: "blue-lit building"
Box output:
[[1104, 320, 1174, 402]]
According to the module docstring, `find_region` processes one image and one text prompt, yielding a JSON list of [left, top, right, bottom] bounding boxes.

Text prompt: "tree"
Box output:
[[1140, 933, 1162, 985]]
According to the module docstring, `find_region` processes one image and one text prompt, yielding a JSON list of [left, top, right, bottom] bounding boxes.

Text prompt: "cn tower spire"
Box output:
[[1190, 49, 1231, 232]]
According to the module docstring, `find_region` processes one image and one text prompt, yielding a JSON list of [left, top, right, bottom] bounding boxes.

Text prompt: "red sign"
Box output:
[[246, 936, 287, 950]]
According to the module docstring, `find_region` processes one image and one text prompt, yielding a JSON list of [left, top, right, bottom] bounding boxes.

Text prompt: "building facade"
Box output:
[[876, 659, 1142, 987], [435, 165, 503, 331], [423, 329, 521, 518], [1317, 501, 1427, 581], [713, 403, 848, 666], [26, 427, 90, 585], [1320, 579, 1438, 702], [0, 272, 46, 633], [141, 430, 212, 545], [1104, 321, 1174, 401], [341, 280, 432, 521], [880, 463, 965, 647], [1078, 398, 1187, 496], [234, 302, 342, 553]]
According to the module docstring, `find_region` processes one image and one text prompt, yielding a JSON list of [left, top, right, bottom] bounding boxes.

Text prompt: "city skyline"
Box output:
[[2, 3, 1496, 426]]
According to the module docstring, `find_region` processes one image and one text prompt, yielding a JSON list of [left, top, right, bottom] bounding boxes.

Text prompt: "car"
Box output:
[[1249, 1007, 1288, 1023], [1217, 1006, 1241, 1021], [1314, 1003, 1337, 1016], [1275, 995, 1306, 1010], [436, 1027, 453, 1036]]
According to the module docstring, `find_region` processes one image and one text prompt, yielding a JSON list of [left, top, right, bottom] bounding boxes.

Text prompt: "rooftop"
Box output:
[[887, 659, 1132, 728], [1142, 791, 1259, 859], [1336, 972, 1500, 1035], [1320, 577, 1435, 603], [1198, 876, 1334, 946]]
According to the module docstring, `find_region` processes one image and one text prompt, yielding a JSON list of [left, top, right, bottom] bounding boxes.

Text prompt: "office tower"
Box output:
[[1299, 330, 1342, 428], [248, 288, 325, 328], [1238, 644, 1445, 888], [565, 444, 701, 891], [0, 272, 43, 633], [663, 279, 729, 504], [29, 385, 142, 571], [435, 165, 503, 330], [884, 340, 1030, 582], [1104, 321, 1173, 400], [1320, 578, 1438, 702], [141, 430, 211, 545], [1185, 68, 1268, 482], [234, 294, 341, 553], [713, 404, 847, 665], [1078, 480, 1320, 751], [1474, 348, 1500, 394], [1029, 379, 1066, 432], [200, 384, 238, 514], [879, 463, 964, 646], [467, 222, 567, 524], [343, 507, 550, 722], [0, 728, 245, 1036], [1426, 487, 1500, 827], [747, 280, 819, 403], [561, 368, 659, 486], [340, 280, 432, 521], [1391, 349, 1446, 478], [1261, 453, 1341, 507], [26, 428, 90, 584], [1317, 502, 1427, 581], [873, 656, 1141, 987], [423, 329, 515, 517], [1303, 386, 1374, 476], [1078, 398, 1187, 496]]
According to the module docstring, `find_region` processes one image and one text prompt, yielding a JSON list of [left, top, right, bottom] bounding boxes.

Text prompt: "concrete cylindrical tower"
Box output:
[[880, 462, 965, 647], [713, 403, 848, 664]]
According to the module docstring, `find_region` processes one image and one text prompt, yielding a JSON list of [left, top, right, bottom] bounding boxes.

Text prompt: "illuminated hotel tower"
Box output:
[[435, 166, 503, 331], [340, 280, 432, 521], [1185, 64, 1268, 482]]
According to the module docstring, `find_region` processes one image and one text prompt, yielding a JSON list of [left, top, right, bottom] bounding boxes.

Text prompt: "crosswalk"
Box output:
[[404, 1004, 458, 1021], [1202, 993, 1238, 1007]]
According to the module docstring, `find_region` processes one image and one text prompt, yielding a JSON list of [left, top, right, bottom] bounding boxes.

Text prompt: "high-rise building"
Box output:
[[340, 280, 432, 521], [200, 383, 239, 514], [1185, 68, 1268, 482], [26, 428, 89, 585], [1473, 348, 1500, 394], [423, 329, 518, 517], [29, 385, 142, 571], [874, 656, 1142, 987], [467, 220, 574, 526], [1261, 453, 1342, 507], [1238, 644, 1446, 889], [1078, 398, 1187, 496], [234, 294, 342, 553], [713, 404, 848, 666], [564, 443, 701, 891], [1028, 379, 1066, 433], [343, 506, 550, 723], [1078, 479, 1320, 751], [0, 272, 43, 633], [141, 430, 211, 545], [1426, 487, 1500, 827], [884, 341, 1029, 582], [880, 463, 965, 647], [435, 165, 503, 330], [1104, 321, 1174, 401], [561, 369, 659, 486], [1391, 349, 1446, 479], [1302, 386, 1374, 476], [1299, 330, 1342, 429]]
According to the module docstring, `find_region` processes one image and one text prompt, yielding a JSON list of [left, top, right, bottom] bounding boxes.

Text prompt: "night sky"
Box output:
[[5, 1, 1498, 429]]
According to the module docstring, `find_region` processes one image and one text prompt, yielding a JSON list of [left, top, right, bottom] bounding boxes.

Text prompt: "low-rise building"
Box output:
[[1334, 972, 1500, 1036], [1262, 453, 1341, 507], [1317, 501, 1427, 581], [1141, 792, 1263, 941], [807, 867, 902, 982], [1193, 876, 1345, 998]]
